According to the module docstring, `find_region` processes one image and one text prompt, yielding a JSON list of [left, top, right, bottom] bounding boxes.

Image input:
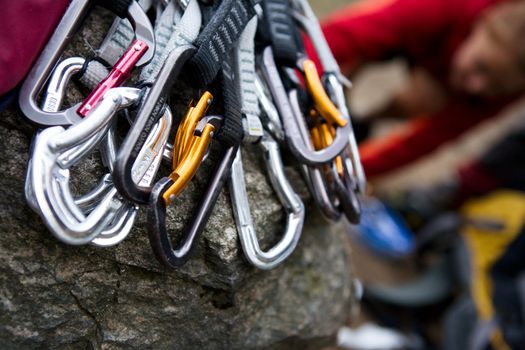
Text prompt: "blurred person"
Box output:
[[364, 125, 525, 349], [306, 0, 525, 178], [386, 121, 525, 229], [400, 121, 525, 348]]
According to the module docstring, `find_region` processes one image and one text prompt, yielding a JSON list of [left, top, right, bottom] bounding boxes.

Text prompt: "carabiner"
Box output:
[[230, 14, 305, 269], [302, 59, 347, 127], [147, 146, 237, 268], [331, 157, 361, 224], [132, 107, 174, 188], [29, 87, 141, 245], [25, 56, 115, 213], [19, 0, 155, 126], [260, 46, 351, 166], [254, 76, 285, 142], [163, 93, 217, 204], [312, 121, 361, 223], [147, 92, 237, 267], [303, 165, 343, 221], [76, 39, 148, 117], [325, 73, 367, 194], [112, 0, 202, 204], [230, 138, 305, 269], [291, 0, 366, 194], [113, 45, 196, 204], [25, 55, 173, 245]]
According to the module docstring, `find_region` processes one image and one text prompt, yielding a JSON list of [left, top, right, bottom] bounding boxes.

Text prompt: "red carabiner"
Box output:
[[77, 39, 148, 117]]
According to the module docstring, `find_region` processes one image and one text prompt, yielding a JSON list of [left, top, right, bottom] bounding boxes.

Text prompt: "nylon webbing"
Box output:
[[235, 16, 263, 144], [215, 50, 243, 147], [96, 0, 133, 19], [78, 59, 109, 90], [184, 0, 256, 88], [261, 0, 303, 66], [141, 0, 201, 85]]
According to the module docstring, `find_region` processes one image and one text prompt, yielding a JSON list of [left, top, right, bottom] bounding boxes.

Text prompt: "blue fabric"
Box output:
[[353, 196, 415, 258]]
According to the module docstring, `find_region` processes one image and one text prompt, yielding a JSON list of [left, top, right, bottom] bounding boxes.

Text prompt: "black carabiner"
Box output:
[[146, 102, 237, 267], [112, 45, 197, 204], [331, 160, 361, 224], [147, 145, 237, 268]]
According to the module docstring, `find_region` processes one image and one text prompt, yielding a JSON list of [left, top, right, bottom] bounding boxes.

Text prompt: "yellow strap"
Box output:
[[461, 190, 525, 350]]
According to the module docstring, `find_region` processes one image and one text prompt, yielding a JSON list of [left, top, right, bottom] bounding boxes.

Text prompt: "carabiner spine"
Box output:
[[230, 139, 305, 270]]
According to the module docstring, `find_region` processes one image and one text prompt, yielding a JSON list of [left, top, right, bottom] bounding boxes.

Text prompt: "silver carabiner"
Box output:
[[25, 57, 116, 212], [28, 87, 141, 245], [230, 15, 306, 269], [230, 137, 305, 269]]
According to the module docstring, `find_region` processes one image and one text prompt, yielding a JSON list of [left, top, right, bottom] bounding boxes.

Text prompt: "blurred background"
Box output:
[[310, 0, 525, 349]]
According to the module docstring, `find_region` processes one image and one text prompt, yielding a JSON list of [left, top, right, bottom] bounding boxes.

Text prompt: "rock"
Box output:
[[0, 7, 355, 350]]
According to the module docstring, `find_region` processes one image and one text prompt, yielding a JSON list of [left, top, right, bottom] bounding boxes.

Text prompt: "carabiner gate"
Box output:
[[147, 92, 237, 268]]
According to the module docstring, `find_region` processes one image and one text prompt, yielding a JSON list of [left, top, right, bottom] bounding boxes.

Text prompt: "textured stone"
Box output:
[[0, 7, 354, 350]]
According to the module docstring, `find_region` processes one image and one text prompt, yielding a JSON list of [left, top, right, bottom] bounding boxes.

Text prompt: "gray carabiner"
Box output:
[[19, 0, 155, 126], [30, 127, 122, 245], [25, 57, 114, 211], [254, 76, 285, 143], [325, 74, 366, 195], [24, 53, 174, 246], [260, 46, 351, 166], [290, 0, 366, 194], [303, 166, 343, 222], [132, 106, 174, 188]]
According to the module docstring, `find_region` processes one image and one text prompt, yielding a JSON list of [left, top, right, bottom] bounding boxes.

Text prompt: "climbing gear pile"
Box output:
[[19, 0, 366, 269]]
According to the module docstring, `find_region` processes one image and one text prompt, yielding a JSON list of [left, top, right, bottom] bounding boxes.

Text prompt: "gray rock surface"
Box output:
[[0, 7, 355, 350]]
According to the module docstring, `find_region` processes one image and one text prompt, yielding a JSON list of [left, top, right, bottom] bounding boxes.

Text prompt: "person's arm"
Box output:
[[359, 98, 508, 178], [305, 0, 452, 73]]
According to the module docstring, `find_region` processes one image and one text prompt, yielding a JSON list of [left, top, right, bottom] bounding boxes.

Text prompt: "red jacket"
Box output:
[[305, 0, 513, 178], [0, 0, 69, 96]]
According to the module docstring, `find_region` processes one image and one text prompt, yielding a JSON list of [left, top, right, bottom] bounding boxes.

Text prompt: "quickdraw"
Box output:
[[19, 0, 365, 268]]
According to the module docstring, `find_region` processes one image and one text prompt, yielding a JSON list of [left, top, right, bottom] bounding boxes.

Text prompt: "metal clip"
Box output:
[[28, 87, 141, 245], [230, 137, 305, 269], [19, 0, 155, 126], [291, 0, 366, 194], [25, 58, 137, 245], [163, 94, 217, 204], [311, 122, 361, 223], [77, 40, 149, 117], [112, 44, 197, 204], [260, 46, 351, 166], [147, 92, 238, 268]]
